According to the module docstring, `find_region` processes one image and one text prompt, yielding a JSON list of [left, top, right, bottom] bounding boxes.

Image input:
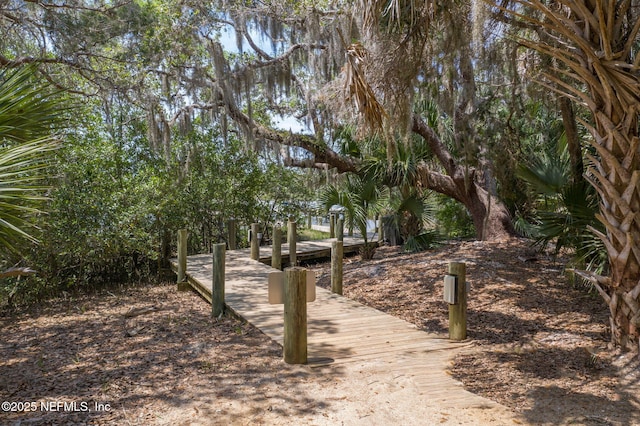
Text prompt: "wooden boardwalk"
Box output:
[[257, 236, 368, 266], [170, 238, 518, 419]]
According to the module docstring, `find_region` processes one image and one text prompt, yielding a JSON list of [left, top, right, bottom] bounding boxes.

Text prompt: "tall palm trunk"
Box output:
[[587, 113, 640, 350], [499, 1, 640, 350]]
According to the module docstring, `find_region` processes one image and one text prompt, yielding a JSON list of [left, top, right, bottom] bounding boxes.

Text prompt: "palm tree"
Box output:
[[0, 66, 64, 276], [319, 173, 387, 259], [496, 1, 640, 351], [517, 138, 607, 274], [361, 135, 440, 251]]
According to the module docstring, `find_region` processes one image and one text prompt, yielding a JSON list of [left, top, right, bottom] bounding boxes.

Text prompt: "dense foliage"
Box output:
[[2, 97, 313, 305]]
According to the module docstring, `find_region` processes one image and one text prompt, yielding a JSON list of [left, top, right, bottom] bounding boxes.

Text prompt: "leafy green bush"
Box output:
[[2, 101, 312, 306], [435, 195, 475, 238]]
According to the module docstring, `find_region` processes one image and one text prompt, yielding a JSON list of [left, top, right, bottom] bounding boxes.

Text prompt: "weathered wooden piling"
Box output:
[[283, 267, 307, 364], [337, 218, 344, 242], [227, 219, 237, 250], [288, 219, 297, 266], [212, 243, 226, 317], [177, 229, 189, 291], [331, 240, 343, 295], [250, 223, 260, 260], [272, 224, 282, 270], [329, 213, 336, 238]]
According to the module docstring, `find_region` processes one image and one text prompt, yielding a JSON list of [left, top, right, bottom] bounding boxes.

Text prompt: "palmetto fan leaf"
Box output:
[[397, 190, 436, 228], [319, 183, 367, 240], [534, 181, 605, 258], [517, 139, 570, 196], [361, 133, 431, 188], [0, 66, 63, 255], [319, 174, 387, 244], [0, 136, 59, 255], [0, 137, 58, 255], [0, 68, 65, 143], [519, 139, 605, 267]]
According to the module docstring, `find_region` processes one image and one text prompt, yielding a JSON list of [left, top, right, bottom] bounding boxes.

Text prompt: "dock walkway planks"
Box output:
[[170, 238, 517, 419], [257, 236, 368, 265]]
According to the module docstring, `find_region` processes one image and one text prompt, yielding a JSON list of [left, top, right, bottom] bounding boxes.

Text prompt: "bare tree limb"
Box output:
[[0, 267, 36, 279], [411, 114, 458, 177]]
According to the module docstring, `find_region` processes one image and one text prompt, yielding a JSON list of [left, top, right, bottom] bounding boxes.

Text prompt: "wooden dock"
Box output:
[[170, 238, 518, 418], [257, 236, 368, 266]]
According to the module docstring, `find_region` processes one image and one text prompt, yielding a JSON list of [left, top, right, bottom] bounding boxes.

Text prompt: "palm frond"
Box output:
[[0, 137, 59, 253], [342, 42, 387, 133], [404, 229, 441, 253], [360, 133, 431, 188], [0, 66, 67, 144], [517, 148, 570, 195], [0, 66, 64, 255], [361, 0, 433, 35], [319, 171, 388, 243]]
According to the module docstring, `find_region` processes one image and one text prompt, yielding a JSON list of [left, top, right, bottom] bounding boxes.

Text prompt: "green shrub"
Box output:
[[435, 195, 475, 238]]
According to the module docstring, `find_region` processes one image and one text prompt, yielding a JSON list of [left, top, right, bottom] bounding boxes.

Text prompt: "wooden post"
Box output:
[[272, 224, 282, 270], [331, 240, 343, 295], [284, 267, 307, 364], [288, 219, 297, 266], [212, 243, 226, 318], [378, 216, 384, 243], [448, 262, 467, 340], [337, 217, 344, 242], [227, 219, 237, 250], [250, 223, 260, 260], [177, 229, 189, 291], [329, 213, 336, 238]]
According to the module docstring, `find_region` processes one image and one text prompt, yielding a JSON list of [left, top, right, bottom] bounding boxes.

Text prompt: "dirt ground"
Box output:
[[1, 238, 639, 425], [309, 239, 640, 425]]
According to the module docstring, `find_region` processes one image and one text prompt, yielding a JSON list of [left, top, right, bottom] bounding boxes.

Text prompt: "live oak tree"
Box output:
[[1, 0, 523, 240], [340, 0, 517, 241], [0, 1, 598, 247]]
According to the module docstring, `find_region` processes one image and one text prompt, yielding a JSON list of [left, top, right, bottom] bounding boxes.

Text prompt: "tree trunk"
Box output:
[[413, 162, 514, 241], [412, 114, 514, 241], [466, 184, 514, 241], [498, 0, 640, 352], [586, 114, 640, 351], [559, 96, 584, 183]]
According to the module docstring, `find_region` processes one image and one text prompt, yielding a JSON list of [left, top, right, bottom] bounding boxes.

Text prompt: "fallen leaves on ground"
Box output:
[[1, 238, 639, 425], [309, 238, 640, 425], [0, 283, 323, 425]]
